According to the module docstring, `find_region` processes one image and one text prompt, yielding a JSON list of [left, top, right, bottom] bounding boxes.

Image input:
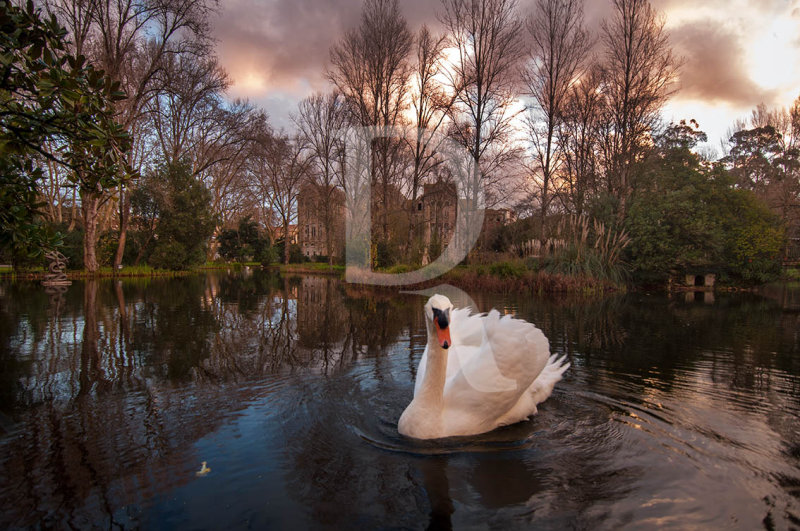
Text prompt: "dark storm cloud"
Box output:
[[214, 0, 440, 93], [215, 0, 799, 130], [668, 20, 777, 106]]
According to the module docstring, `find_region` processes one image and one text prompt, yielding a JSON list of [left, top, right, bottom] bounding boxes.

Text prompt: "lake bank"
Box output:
[[3, 260, 794, 294]]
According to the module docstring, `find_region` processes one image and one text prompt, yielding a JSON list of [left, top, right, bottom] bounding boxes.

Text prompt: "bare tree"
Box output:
[[145, 52, 266, 255], [253, 134, 311, 264], [522, 0, 590, 241], [46, 0, 217, 271], [148, 53, 228, 167], [439, 0, 525, 246], [328, 0, 413, 247], [406, 25, 453, 256], [556, 65, 603, 216], [294, 91, 347, 264], [599, 0, 679, 222]]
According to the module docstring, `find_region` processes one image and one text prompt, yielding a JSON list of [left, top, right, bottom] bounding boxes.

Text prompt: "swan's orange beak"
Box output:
[[434, 317, 451, 349]]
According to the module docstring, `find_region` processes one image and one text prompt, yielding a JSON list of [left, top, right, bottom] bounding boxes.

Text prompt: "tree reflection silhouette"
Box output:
[[0, 274, 798, 527]]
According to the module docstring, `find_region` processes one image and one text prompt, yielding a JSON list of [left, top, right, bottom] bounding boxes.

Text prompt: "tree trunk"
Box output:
[[113, 184, 130, 271], [326, 207, 334, 266], [68, 189, 77, 231], [283, 223, 291, 264], [81, 190, 100, 273]]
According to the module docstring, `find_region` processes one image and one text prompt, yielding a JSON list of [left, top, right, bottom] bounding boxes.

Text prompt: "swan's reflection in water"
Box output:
[[0, 271, 798, 528], [419, 457, 454, 529]]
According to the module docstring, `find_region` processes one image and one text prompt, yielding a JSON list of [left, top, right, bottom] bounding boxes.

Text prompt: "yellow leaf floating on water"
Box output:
[[196, 461, 211, 477]]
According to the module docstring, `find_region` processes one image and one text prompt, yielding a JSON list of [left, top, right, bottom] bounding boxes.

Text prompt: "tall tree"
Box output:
[[439, 0, 525, 246], [599, 0, 678, 222], [522, 0, 590, 241], [254, 134, 311, 264], [145, 161, 218, 270], [294, 92, 347, 264], [46, 0, 217, 271], [723, 102, 800, 260], [406, 25, 453, 255], [557, 65, 603, 216], [327, 0, 413, 246], [0, 1, 131, 266]]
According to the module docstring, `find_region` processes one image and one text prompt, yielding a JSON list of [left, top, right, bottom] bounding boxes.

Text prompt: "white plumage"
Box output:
[[398, 294, 569, 439]]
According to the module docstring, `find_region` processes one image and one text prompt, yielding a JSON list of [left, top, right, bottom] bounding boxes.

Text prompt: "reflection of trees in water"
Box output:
[[0, 277, 274, 527], [506, 291, 798, 394], [1, 274, 798, 527], [278, 378, 637, 528], [297, 276, 348, 364]]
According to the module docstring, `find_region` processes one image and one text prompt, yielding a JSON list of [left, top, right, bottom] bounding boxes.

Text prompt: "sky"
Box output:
[[213, 0, 800, 153]]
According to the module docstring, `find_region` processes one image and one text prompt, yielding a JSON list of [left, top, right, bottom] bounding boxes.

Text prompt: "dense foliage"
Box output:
[[0, 1, 130, 265], [129, 161, 217, 270], [218, 216, 274, 264], [624, 122, 784, 284]]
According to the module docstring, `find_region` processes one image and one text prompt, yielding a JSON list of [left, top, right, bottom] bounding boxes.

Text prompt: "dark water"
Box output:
[[0, 271, 798, 529]]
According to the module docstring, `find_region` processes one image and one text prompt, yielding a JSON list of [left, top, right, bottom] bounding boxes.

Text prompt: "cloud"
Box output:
[[215, 0, 440, 96], [214, 0, 800, 137], [668, 20, 778, 106]]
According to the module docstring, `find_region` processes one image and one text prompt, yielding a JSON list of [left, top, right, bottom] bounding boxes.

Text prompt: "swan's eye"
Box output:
[[432, 308, 449, 329]]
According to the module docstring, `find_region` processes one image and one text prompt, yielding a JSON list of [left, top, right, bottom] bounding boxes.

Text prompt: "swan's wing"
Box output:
[[446, 307, 488, 377], [443, 310, 551, 420], [450, 307, 485, 348]]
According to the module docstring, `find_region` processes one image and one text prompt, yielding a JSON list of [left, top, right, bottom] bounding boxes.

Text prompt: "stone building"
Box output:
[[480, 208, 515, 249], [413, 180, 514, 256], [297, 183, 345, 260], [415, 181, 457, 251]]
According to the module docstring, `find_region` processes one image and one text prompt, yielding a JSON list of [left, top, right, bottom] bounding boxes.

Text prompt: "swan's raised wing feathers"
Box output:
[[443, 310, 551, 427]]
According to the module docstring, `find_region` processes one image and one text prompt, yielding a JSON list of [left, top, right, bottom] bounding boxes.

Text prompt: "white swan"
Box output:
[[398, 294, 569, 439]]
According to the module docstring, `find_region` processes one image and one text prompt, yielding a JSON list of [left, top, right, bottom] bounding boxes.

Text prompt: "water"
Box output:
[[0, 271, 798, 529]]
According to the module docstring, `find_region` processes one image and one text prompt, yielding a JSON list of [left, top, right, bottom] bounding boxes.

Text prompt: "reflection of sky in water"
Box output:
[[0, 273, 798, 528]]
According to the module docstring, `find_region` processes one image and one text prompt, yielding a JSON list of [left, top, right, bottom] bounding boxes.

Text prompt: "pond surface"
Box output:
[[0, 271, 798, 529]]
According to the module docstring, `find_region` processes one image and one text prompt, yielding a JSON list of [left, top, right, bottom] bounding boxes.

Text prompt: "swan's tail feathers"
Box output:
[[528, 354, 570, 406]]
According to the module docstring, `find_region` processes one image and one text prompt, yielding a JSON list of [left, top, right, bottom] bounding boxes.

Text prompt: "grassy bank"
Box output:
[[439, 264, 619, 294], [1, 260, 618, 293], [277, 263, 345, 276], [370, 260, 622, 294], [1, 264, 214, 281]]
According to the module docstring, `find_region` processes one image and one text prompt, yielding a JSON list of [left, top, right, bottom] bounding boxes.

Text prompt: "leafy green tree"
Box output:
[[217, 216, 272, 263], [723, 125, 783, 195], [216, 228, 241, 262], [718, 190, 784, 283], [625, 121, 721, 281], [145, 161, 217, 270], [626, 121, 784, 284], [0, 1, 131, 269]]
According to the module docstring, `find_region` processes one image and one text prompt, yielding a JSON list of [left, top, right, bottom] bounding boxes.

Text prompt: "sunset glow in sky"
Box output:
[[213, 0, 800, 151]]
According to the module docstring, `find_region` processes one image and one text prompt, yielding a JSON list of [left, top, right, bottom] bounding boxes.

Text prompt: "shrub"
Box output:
[[97, 231, 118, 267], [258, 246, 278, 266], [540, 214, 630, 285], [58, 226, 84, 270], [375, 239, 398, 268], [489, 261, 526, 279], [149, 240, 201, 271], [722, 191, 784, 283], [289, 244, 305, 263]]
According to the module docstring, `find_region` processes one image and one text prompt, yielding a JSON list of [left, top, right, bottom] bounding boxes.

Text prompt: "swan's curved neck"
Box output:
[[418, 321, 448, 406]]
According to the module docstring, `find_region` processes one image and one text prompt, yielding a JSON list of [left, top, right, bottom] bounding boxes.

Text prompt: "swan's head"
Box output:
[[425, 294, 453, 350]]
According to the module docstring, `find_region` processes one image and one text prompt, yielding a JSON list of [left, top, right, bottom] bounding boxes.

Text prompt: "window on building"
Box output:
[[418, 202, 423, 211]]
